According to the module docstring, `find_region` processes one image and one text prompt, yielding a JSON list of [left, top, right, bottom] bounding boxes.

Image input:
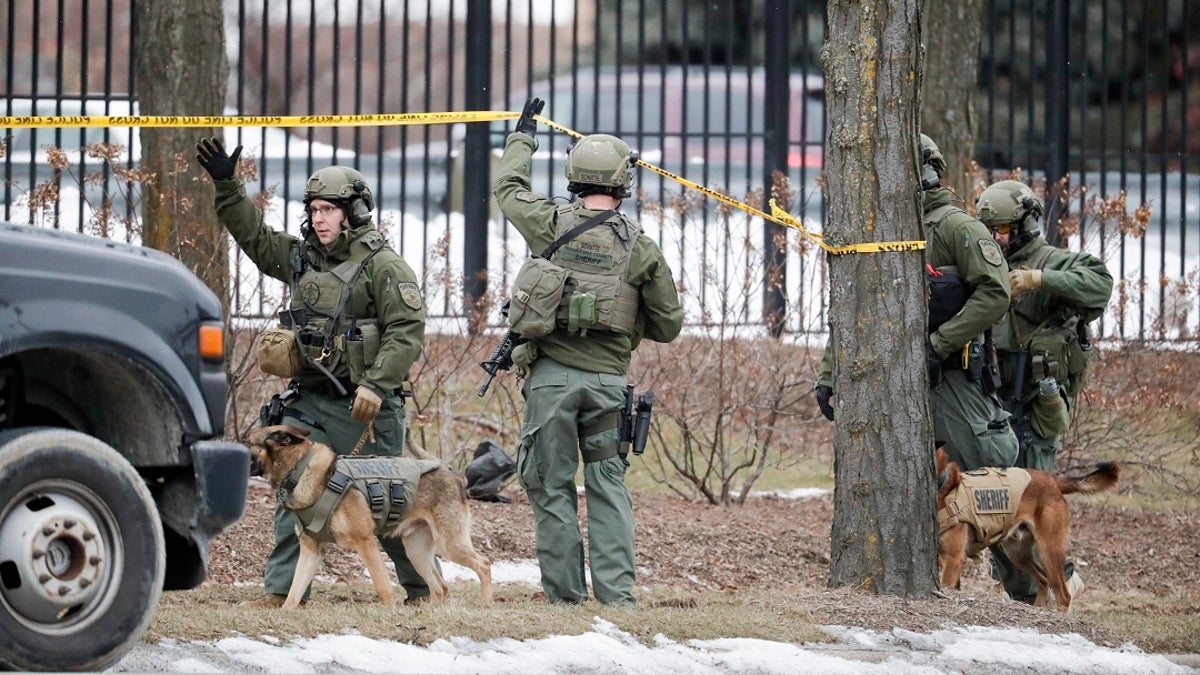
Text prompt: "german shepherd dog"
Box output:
[[248, 425, 493, 609], [935, 447, 1119, 611]]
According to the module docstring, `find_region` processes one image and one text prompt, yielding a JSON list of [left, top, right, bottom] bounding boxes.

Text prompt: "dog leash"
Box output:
[[349, 421, 374, 457]]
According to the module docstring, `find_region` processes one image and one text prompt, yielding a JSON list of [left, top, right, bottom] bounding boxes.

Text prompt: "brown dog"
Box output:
[[935, 447, 1119, 611], [247, 425, 492, 609]]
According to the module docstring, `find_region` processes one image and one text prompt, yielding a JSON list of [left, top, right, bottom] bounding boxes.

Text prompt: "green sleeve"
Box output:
[[360, 254, 426, 396], [492, 133, 560, 254], [931, 216, 1011, 357], [817, 339, 833, 388], [1041, 251, 1114, 323], [213, 179, 298, 283], [634, 237, 683, 344]]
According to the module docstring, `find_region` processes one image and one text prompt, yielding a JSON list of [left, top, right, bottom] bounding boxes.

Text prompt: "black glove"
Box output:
[[926, 336, 944, 387], [515, 98, 545, 136], [195, 136, 242, 181], [814, 385, 834, 421]]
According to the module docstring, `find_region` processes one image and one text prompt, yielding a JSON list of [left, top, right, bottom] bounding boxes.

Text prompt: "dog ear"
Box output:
[[935, 444, 950, 472], [282, 424, 311, 439], [265, 425, 308, 447]]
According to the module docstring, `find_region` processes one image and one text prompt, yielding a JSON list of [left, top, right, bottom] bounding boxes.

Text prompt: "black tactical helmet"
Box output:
[[303, 166, 375, 227], [565, 134, 637, 199]]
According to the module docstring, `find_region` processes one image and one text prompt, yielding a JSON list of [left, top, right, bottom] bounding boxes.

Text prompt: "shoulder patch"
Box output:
[[978, 239, 1005, 266], [397, 281, 423, 310], [515, 191, 547, 203]]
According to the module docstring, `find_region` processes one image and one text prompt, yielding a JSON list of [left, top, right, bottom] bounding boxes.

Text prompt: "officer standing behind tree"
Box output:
[[977, 178, 1113, 603], [918, 134, 1020, 471], [195, 138, 431, 608], [492, 99, 683, 605], [816, 134, 1019, 473]]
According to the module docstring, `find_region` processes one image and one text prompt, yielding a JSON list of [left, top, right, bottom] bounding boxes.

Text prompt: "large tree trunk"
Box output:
[[921, 0, 985, 198], [823, 0, 939, 597], [134, 0, 229, 307]]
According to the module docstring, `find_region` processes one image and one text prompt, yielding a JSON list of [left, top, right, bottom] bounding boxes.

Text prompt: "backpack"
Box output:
[[928, 264, 968, 332]]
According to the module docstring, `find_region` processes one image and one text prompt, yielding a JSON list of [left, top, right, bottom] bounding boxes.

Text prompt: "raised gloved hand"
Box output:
[[350, 385, 382, 424], [195, 136, 242, 181], [814, 384, 834, 421], [1008, 269, 1044, 296], [515, 98, 545, 136]]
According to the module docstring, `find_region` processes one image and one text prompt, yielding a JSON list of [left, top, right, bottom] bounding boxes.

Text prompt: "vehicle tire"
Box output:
[[0, 428, 165, 672]]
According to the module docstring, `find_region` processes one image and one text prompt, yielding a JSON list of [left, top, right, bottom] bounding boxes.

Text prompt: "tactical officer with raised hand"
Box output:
[[195, 137, 431, 608], [493, 99, 683, 605]]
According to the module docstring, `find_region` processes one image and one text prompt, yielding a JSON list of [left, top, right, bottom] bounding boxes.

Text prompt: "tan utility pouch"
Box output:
[[255, 325, 304, 378]]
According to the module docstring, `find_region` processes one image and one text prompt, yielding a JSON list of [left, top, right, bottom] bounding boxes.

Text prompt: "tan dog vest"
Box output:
[[938, 467, 1032, 557], [289, 455, 442, 542]]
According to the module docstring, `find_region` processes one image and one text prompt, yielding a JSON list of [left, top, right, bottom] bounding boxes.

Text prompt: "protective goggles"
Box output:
[[988, 222, 1014, 235]]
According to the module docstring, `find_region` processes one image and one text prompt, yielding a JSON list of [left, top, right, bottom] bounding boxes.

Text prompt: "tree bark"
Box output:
[[921, 0, 985, 198], [823, 0, 939, 597], [134, 0, 229, 307]]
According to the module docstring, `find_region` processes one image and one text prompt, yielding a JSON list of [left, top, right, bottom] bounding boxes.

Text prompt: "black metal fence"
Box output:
[[2, 0, 1197, 340]]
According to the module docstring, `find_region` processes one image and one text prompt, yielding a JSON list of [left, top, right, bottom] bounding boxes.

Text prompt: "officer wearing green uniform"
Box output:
[[816, 134, 1019, 473], [492, 99, 683, 605], [195, 137, 430, 607], [918, 134, 1020, 471], [977, 179, 1113, 603], [979, 179, 1113, 467]]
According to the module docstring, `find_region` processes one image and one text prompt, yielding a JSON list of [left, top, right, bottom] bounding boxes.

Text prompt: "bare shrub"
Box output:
[[1063, 346, 1200, 507], [629, 174, 830, 505]]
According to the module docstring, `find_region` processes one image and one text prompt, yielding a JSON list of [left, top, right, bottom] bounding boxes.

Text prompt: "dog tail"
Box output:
[[1057, 462, 1120, 496]]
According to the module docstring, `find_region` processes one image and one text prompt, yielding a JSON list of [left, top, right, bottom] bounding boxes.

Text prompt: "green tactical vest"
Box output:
[[290, 231, 384, 374], [549, 206, 641, 337]]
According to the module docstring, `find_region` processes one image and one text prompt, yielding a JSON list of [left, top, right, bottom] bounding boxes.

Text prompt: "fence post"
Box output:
[[1043, 0, 1070, 245], [463, 0, 493, 332], [763, 1, 790, 337]]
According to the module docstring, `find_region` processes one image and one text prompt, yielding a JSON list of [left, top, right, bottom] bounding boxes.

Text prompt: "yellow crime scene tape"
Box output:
[[1, 109, 924, 255]]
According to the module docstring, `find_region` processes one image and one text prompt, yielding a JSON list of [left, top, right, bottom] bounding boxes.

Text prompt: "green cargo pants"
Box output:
[[931, 368, 1019, 471], [517, 357, 635, 606], [263, 388, 432, 602]]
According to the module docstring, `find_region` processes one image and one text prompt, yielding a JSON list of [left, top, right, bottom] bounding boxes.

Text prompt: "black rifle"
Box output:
[[1006, 349, 1030, 410], [478, 329, 521, 397]]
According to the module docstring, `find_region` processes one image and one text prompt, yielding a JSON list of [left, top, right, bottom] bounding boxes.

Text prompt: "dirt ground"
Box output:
[[205, 478, 1199, 648]]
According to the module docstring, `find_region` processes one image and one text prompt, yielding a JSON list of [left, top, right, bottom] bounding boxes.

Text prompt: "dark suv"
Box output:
[[0, 223, 249, 671]]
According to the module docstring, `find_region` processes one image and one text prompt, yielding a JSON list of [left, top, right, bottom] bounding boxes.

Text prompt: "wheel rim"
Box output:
[[0, 479, 122, 632]]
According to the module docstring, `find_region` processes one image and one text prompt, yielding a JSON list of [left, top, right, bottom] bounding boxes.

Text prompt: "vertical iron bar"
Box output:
[[462, 0, 492, 327], [1043, 0, 1069, 246], [762, 1, 789, 337]]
